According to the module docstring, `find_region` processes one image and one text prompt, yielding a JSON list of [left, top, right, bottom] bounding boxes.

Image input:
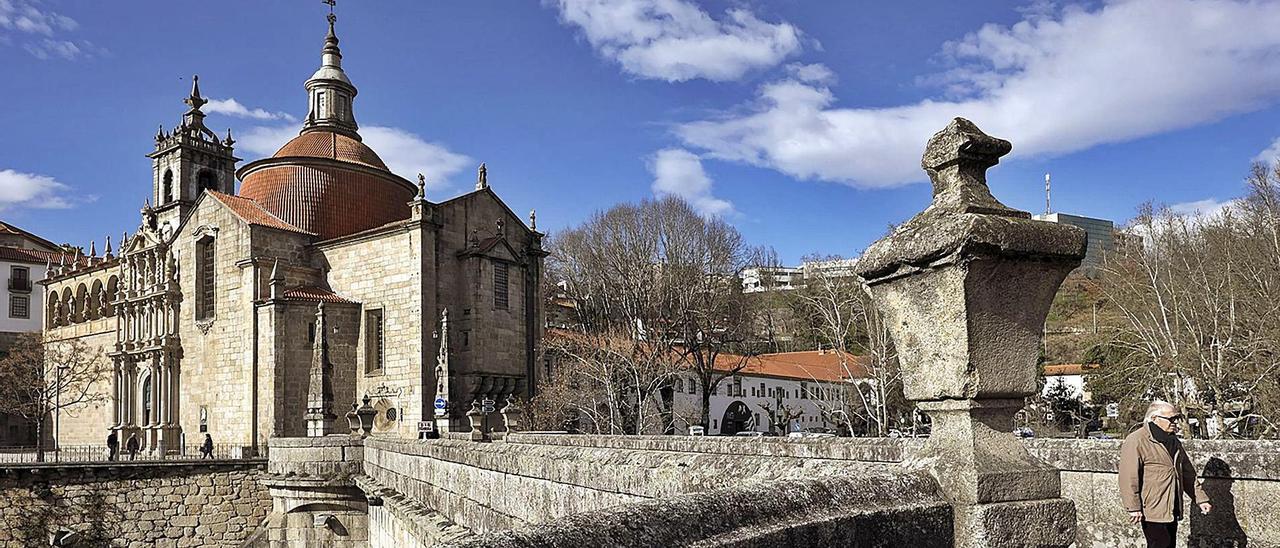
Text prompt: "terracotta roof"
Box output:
[[0, 221, 60, 251], [0, 247, 81, 266], [206, 191, 314, 235], [732, 351, 870, 382], [543, 330, 869, 382], [1043, 363, 1099, 376], [238, 161, 413, 240], [273, 130, 389, 170], [280, 286, 358, 304]]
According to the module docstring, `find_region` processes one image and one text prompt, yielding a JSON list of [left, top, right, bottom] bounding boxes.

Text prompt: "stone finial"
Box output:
[[104, 236, 113, 259], [855, 118, 1084, 547], [88, 240, 97, 262], [500, 394, 523, 434], [475, 163, 488, 190], [184, 75, 207, 112], [155, 124, 166, 143], [223, 128, 235, 147], [529, 209, 537, 231], [466, 400, 485, 442], [306, 302, 336, 436], [269, 258, 285, 300]]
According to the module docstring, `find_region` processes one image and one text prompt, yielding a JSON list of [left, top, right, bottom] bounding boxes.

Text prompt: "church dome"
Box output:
[[234, 13, 416, 241], [273, 131, 388, 170], [237, 131, 415, 240]]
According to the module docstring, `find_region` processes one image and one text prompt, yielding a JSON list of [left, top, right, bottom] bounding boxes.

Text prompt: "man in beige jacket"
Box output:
[[1118, 401, 1212, 548]]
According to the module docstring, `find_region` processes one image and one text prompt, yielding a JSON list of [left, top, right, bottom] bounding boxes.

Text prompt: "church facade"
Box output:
[[41, 14, 545, 453]]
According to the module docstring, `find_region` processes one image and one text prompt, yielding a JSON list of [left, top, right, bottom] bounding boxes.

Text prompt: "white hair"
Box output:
[[1144, 400, 1178, 422]]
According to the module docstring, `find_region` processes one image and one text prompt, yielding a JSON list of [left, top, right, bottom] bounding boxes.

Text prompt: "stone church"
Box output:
[[41, 13, 545, 453]]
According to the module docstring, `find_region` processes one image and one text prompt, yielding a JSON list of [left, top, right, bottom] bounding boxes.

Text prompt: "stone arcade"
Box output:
[[41, 11, 546, 454]]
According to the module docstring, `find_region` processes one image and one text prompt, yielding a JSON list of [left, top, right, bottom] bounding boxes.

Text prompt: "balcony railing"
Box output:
[[8, 277, 31, 292]]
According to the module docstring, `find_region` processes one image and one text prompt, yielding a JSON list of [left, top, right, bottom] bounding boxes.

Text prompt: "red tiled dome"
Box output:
[[237, 130, 415, 240], [272, 130, 388, 170]]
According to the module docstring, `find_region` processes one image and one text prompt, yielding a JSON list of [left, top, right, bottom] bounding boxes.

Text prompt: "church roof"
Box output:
[[0, 221, 61, 251], [273, 130, 387, 171], [206, 191, 314, 235], [280, 286, 357, 304]]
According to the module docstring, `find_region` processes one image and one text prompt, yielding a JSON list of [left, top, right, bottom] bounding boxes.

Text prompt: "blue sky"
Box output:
[[3, 0, 1280, 265]]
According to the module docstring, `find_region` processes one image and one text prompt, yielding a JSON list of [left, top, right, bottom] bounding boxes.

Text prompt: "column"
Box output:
[[111, 359, 121, 427]]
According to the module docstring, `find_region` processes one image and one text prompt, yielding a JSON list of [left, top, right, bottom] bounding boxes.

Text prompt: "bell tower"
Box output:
[[147, 75, 240, 231]]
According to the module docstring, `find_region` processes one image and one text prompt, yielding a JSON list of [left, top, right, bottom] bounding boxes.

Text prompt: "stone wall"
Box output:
[[361, 435, 908, 544], [318, 224, 429, 439], [1027, 438, 1280, 548], [0, 460, 270, 547]]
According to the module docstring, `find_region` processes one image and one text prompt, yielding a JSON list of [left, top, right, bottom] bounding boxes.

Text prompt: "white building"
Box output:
[[669, 350, 873, 435], [740, 266, 803, 293], [1040, 363, 1097, 402], [0, 221, 67, 445]]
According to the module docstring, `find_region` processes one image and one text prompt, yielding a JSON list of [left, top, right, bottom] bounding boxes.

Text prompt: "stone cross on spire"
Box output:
[[476, 163, 488, 190]]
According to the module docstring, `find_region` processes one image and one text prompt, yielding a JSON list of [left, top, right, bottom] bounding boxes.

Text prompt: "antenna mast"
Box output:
[[1044, 173, 1051, 216]]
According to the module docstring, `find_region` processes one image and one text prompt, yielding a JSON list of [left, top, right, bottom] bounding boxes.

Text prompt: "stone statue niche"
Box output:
[[855, 118, 1086, 548]]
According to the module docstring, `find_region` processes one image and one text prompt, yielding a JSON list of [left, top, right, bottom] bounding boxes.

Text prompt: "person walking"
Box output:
[[106, 431, 119, 461], [200, 433, 214, 459], [1118, 401, 1212, 548], [125, 432, 140, 461]]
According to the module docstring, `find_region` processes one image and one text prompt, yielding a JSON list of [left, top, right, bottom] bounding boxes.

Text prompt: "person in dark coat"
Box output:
[[200, 434, 214, 459], [106, 431, 119, 461], [125, 433, 140, 461]]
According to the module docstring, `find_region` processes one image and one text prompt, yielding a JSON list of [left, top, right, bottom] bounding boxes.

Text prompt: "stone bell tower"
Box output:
[[147, 75, 240, 231]]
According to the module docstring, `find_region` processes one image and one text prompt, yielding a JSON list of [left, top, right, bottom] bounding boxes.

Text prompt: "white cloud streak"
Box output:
[[236, 125, 472, 190], [1169, 198, 1238, 218], [1254, 136, 1280, 166], [0, 168, 76, 210], [551, 0, 802, 82], [0, 0, 100, 60], [677, 0, 1280, 188], [649, 148, 733, 217], [204, 98, 297, 122]]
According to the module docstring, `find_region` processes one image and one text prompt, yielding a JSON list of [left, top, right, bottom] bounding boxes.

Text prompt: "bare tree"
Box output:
[[0, 334, 108, 460], [547, 196, 760, 433], [792, 255, 904, 436], [755, 394, 804, 436], [1095, 164, 1280, 438]]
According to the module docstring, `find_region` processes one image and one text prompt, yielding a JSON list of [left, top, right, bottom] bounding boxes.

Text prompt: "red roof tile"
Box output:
[[0, 247, 84, 266], [280, 286, 357, 304], [274, 130, 389, 170], [206, 191, 314, 235]]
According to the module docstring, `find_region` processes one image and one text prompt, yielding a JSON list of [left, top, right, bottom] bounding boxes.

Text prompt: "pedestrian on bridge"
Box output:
[[200, 434, 214, 459], [125, 433, 140, 461], [1118, 401, 1212, 548], [106, 431, 119, 461]]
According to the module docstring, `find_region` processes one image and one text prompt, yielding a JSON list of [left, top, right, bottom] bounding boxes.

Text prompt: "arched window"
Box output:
[[162, 169, 174, 203], [197, 170, 218, 194], [141, 376, 152, 426], [105, 276, 119, 316]]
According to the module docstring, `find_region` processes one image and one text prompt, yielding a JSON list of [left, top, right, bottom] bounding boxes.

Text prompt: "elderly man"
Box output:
[[1119, 401, 1212, 548]]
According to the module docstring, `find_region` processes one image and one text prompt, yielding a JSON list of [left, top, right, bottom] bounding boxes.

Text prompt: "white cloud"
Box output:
[[0, 0, 98, 60], [235, 125, 472, 190], [551, 0, 802, 82], [1169, 198, 1238, 218], [1254, 137, 1280, 165], [0, 168, 76, 209], [649, 148, 733, 217], [677, 0, 1280, 188], [204, 98, 297, 122], [360, 126, 473, 189]]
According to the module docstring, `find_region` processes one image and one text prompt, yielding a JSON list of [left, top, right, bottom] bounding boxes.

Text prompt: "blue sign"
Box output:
[[434, 397, 447, 410]]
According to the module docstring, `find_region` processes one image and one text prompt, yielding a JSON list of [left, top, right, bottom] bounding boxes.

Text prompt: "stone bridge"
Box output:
[[10, 118, 1278, 547], [258, 434, 1279, 547]]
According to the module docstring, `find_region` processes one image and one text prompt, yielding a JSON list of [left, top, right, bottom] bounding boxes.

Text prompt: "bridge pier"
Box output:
[[258, 437, 368, 547]]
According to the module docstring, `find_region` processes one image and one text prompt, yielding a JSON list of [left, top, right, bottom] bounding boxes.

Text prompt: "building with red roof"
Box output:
[[42, 14, 545, 453]]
